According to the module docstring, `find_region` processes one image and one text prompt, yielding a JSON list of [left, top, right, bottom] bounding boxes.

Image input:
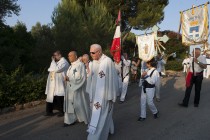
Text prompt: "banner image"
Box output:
[[136, 34, 155, 62], [181, 4, 209, 46]]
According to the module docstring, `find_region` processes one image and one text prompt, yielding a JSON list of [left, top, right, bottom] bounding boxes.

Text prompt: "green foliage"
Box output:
[[129, 0, 169, 30], [0, 0, 20, 27], [31, 22, 55, 72], [160, 30, 188, 71], [77, 0, 169, 31], [123, 32, 136, 56], [0, 66, 46, 108], [0, 22, 35, 72], [52, 0, 115, 56], [165, 60, 183, 71], [160, 30, 188, 58]]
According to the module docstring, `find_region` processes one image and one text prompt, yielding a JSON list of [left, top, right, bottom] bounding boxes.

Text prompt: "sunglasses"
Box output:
[[90, 51, 99, 55]]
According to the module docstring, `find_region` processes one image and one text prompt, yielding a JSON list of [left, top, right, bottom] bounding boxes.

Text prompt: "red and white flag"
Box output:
[[111, 10, 121, 63], [110, 26, 121, 63]]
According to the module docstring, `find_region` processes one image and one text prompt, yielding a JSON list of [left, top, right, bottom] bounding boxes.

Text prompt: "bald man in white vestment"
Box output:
[[63, 51, 90, 127], [86, 44, 119, 140]]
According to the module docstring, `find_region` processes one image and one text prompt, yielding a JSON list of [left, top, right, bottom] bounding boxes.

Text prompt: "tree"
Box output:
[[126, 0, 169, 30], [0, 21, 35, 72], [158, 30, 188, 71], [0, 0, 20, 27], [31, 22, 55, 71], [52, 0, 115, 56], [76, 0, 169, 31]]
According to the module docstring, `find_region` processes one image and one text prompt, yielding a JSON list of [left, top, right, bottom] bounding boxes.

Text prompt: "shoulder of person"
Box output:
[[150, 69, 159, 77], [76, 61, 84, 67], [199, 55, 207, 62], [104, 56, 112, 63]]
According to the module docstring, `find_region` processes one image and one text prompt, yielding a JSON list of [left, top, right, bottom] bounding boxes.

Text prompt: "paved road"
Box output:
[[1, 75, 210, 140]]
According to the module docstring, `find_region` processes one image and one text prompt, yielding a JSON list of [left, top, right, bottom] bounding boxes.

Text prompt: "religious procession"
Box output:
[[1, 0, 210, 140]]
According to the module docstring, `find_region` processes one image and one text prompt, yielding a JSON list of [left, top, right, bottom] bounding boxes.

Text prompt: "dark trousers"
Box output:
[[183, 75, 203, 106], [46, 96, 64, 114]]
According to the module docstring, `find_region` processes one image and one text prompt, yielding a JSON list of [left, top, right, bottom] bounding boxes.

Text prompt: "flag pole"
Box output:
[[119, 9, 124, 82]]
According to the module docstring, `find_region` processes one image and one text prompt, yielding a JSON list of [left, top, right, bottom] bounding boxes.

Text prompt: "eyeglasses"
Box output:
[[90, 51, 99, 55]]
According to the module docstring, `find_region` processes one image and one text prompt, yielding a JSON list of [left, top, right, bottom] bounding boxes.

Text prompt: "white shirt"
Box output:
[[85, 61, 92, 78], [114, 61, 122, 77], [144, 68, 160, 85], [189, 55, 207, 73], [156, 59, 166, 73], [122, 58, 131, 77]]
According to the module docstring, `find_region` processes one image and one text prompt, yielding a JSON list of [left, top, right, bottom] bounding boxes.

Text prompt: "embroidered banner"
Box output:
[[136, 34, 155, 62], [181, 3, 209, 46]]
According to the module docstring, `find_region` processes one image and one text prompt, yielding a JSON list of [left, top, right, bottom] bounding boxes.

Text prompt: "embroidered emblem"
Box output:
[[99, 71, 105, 78], [73, 69, 77, 76], [94, 102, 102, 110]]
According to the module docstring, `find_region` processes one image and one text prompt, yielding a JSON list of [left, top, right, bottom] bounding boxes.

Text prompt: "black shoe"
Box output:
[[178, 103, 188, 108], [194, 104, 199, 107], [44, 112, 54, 116], [63, 122, 76, 127], [57, 112, 64, 117], [154, 111, 159, 119], [119, 101, 124, 104], [138, 117, 146, 121], [63, 123, 71, 127]]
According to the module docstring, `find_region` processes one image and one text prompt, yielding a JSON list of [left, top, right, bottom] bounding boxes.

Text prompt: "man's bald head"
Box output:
[[90, 44, 102, 60], [70, 51, 77, 56], [68, 51, 78, 63]]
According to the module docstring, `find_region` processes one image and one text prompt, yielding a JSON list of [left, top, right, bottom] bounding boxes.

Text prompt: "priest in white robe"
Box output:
[[64, 51, 90, 126], [86, 44, 119, 140], [45, 51, 69, 116], [82, 54, 92, 78]]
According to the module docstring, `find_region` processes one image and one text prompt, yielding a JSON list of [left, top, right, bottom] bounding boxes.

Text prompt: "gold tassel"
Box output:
[[192, 5, 195, 15], [50, 72, 55, 81]]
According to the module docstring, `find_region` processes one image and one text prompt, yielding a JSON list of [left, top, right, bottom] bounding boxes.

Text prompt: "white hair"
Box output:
[[90, 44, 102, 51]]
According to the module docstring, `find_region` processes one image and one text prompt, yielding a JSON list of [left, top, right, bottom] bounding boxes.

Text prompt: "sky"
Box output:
[[5, 0, 60, 30], [5, 0, 209, 33]]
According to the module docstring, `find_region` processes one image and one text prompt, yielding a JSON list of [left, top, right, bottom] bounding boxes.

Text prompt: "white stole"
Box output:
[[87, 56, 107, 134], [46, 61, 56, 103]]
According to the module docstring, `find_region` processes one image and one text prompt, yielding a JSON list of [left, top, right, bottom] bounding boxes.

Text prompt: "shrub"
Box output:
[[165, 60, 183, 71], [0, 66, 47, 109]]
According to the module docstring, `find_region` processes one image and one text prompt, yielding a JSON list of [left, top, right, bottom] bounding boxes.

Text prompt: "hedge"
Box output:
[[165, 60, 183, 71], [0, 66, 47, 109]]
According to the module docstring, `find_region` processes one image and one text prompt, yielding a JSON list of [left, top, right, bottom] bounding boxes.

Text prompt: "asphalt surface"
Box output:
[[0, 75, 210, 140]]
